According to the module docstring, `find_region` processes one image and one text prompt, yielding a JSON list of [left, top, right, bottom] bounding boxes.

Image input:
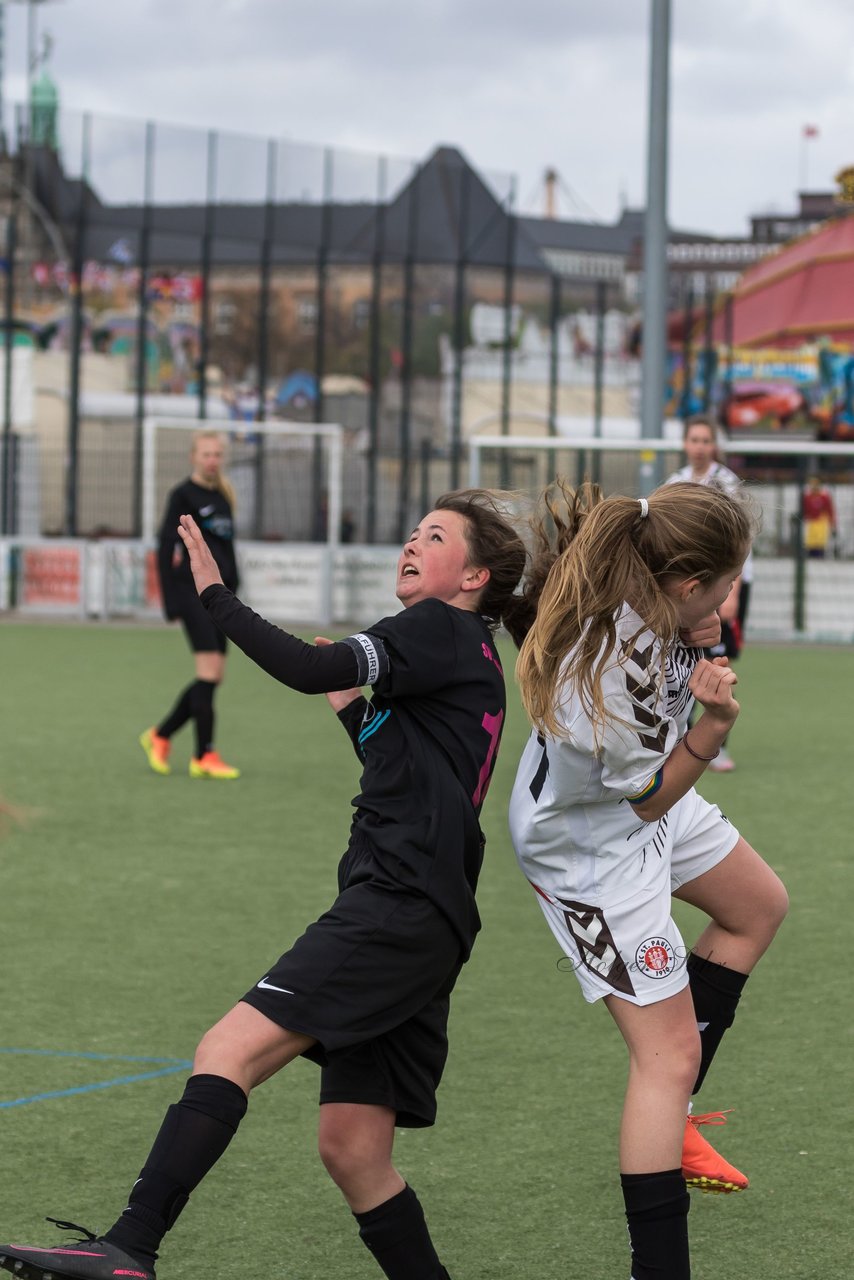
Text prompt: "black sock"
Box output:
[[103, 1074, 247, 1265], [621, 1169, 690, 1280], [355, 1185, 446, 1280], [189, 679, 217, 758], [688, 952, 749, 1093], [156, 682, 196, 739]]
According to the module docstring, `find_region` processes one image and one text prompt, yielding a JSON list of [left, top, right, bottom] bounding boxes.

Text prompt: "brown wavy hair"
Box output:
[[516, 480, 755, 739], [434, 489, 529, 634]]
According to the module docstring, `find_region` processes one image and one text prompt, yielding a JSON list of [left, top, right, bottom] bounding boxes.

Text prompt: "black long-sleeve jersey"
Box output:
[[157, 479, 238, 618], [201, 584, 507, 954]]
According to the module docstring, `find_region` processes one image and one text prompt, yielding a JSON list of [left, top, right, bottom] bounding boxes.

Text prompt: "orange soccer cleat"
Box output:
[[189, 750, 241, 780], [683, 1111, 749, 1194], [139, 727, 171, 775]]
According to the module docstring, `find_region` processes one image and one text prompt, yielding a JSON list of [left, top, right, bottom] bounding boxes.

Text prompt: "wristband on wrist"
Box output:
[[681, 729, 720, 762]]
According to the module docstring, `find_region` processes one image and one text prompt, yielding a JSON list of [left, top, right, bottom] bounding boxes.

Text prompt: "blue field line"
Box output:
[[0, 1048, 192, 1065], [0, 1047, 192, 1109]]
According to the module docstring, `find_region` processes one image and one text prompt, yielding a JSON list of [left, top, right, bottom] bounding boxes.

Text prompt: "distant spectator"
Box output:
[[802, 476, 837, 559], [341, 509, 356, 544]]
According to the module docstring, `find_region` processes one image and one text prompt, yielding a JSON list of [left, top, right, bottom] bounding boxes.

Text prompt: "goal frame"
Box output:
[[468, 432, 854, 488], [142, 416, 344, 625], [142, 416, 344, 543]]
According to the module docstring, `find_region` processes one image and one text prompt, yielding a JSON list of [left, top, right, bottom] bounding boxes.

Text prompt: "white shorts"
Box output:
[[525, 790, 740, 1006]]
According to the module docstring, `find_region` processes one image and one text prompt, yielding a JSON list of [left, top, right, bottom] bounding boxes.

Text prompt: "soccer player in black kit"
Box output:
[[139, 430, 241, 780], [0, 491, 530, 1280]]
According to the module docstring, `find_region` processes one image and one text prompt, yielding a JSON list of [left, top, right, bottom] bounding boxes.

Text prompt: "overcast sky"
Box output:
[[4, 0, 853, 234]]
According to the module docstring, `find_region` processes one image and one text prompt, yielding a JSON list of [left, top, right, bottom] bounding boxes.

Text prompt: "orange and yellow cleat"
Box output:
[[189, 750, 241, 780], [139, 727, 171, 775], [683, 1111, 749, 1194]]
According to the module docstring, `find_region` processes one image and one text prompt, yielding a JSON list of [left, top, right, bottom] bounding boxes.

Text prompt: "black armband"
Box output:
[[341, 632, 390, 686]]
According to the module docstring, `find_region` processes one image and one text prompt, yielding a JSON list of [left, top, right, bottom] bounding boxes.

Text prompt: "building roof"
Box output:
[[28, 137, 727, 280], [520, 208, 646, 256], [712, 210, 854, 346], [341, 145, 546, 269]]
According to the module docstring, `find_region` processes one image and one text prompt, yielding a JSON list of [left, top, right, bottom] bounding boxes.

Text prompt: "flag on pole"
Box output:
[[803, 124, 819, 138]]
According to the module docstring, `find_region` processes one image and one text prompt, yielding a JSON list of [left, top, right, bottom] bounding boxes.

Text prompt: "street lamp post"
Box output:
[[639, 0, 671, 494]]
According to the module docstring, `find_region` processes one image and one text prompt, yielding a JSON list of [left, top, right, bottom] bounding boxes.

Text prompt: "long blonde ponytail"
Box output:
[[516, 481, 754, 740]]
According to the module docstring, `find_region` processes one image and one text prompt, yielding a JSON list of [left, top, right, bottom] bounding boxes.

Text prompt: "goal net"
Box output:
[[142, 417, 344, 546]]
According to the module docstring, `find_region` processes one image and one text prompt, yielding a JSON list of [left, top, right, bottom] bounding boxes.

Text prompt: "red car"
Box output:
[[722, 381, 806, 429]]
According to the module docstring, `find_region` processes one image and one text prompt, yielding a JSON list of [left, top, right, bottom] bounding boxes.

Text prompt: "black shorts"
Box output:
[[241, 838, 463, 1128], [174, 586, 228, 654]]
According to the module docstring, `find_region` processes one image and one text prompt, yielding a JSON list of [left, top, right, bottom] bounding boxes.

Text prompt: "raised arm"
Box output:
[[177, 514, 361, 693]]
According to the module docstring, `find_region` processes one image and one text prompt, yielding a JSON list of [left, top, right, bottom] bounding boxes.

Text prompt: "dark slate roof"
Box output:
[[30, 138, 717, 273], [343, 145, 546, 270], [40, 142, 546, 271], [522, 207, 717, 257], [521, 208, 645, 256], [79, 200, 378, 266]]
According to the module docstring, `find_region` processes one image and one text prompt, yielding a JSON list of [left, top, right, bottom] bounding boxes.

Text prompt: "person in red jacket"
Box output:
[[802, 475, 837, 558]]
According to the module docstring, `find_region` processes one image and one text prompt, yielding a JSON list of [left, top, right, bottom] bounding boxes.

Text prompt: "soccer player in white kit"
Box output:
[[509, 481, 787, 1280]]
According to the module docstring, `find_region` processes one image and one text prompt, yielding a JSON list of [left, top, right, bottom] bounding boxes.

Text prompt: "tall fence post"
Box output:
[[419, 437, 431, 516], [312, 146, 333, 540], [547, 273, 561, 437], [793, 455, 807, 632], [679, 274, 695, 421], [65, 112, 91, 537], [132, 120, 155, 537], [198, 130, 218, 421], [1, 173, 17, 535], [592, 279, 606, 485], [254, 137, 276, 539], [450, 162, 471, 490], [365, 155, 387, 543], [396, 163, 420, 543], [499, 179, 517, 489], [702, 275, 715, 411]]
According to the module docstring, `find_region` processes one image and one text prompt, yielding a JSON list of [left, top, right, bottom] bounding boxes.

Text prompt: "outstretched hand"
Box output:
[[177, 514, 224, 595], [314, 637, 364, 714]]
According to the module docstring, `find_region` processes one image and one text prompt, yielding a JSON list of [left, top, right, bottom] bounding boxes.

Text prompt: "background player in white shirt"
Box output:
[[509, 480, 788, 1280], [666, 415, 751, 772]]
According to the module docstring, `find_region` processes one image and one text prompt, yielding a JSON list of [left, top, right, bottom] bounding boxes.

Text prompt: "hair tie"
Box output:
[[637, 497, 649, 518]]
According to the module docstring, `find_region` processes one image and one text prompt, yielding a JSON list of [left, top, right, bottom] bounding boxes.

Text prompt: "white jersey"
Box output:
[[665, 462, 753, 583], [510, 605, 697, 889], [509, 604, 739, 1005]]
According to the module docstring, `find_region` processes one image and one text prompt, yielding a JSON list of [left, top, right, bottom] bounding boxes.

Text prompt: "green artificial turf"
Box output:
[[0, 622, 849, 1279]]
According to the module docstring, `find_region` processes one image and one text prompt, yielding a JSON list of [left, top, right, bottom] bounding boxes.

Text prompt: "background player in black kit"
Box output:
[[139, 430, 241, 780], [0, 490, 529, 1280]]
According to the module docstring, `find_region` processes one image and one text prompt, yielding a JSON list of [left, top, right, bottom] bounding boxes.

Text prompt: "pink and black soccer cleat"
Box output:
[[0, 1219, 154, 1280]]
